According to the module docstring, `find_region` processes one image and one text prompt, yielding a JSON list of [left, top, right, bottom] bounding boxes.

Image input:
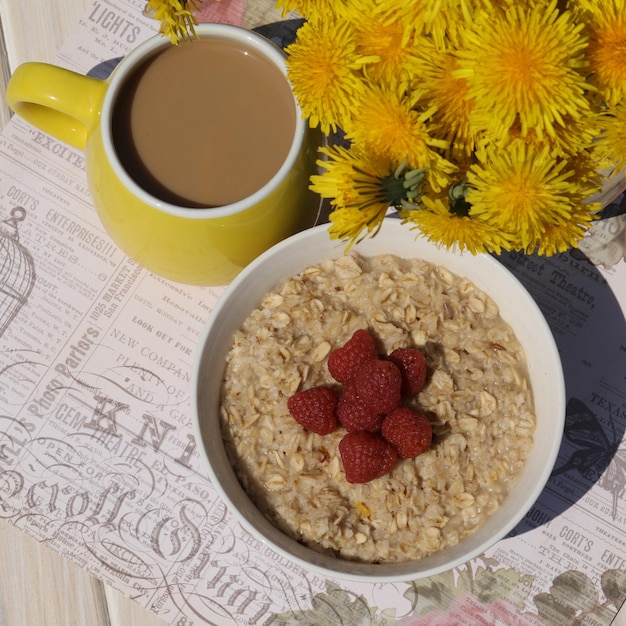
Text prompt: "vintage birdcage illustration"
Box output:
[[0, 206, 36, 338]]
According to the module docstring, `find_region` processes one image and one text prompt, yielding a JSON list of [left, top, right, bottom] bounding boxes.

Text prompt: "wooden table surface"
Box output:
[[1, 2, 626, 625]]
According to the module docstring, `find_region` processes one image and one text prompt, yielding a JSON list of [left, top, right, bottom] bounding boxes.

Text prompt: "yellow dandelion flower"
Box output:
[[401, 0, 441, 24], [346, 85, 456, 191], [285, 17, 375, 135], [421, 0, 468, 47], [347, 1, 423, 86], [311, 145, 427, 248], [417, 0, 515, 48], [516, 200, 600, 256], [416, 40, 477, 157], [311, 145, 390, 208], [455, 0, 591, 142], [595, 100, 626, 172], [580, 0, 626, 106], [280, 0, 617, 258], [328, 206, 388, 249], [466, 141, 597, 249], [401, 195, 511, 254], [565, 151, 604, 188], [494, 109, 602, 159], [145, 0, 200, 45]]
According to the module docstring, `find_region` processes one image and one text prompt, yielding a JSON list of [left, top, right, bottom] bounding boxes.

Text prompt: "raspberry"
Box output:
[[336, 381, 384, 433], [381, 406, 432, 458], [388, 348, 428, 397], [338, 431, 398, 483], [327, 329, 377, 383], [352, 359, 402, 414], [287, 386, 339, 435]]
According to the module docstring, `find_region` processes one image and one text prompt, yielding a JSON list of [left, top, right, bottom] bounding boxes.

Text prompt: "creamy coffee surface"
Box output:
[[113, 38, 296, 207]]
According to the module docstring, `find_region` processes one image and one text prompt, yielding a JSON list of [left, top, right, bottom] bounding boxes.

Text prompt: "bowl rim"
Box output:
[[191, 219, 566, 582]]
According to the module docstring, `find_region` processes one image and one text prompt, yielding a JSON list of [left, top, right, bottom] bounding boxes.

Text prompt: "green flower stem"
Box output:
[[381, 165, 427, 206]]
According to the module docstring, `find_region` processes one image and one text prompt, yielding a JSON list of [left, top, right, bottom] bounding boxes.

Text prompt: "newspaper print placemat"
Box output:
[[1, 1, 626, 624]]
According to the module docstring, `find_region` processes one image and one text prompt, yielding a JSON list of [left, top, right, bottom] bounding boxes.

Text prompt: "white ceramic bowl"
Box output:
[[191, 220, 565, 582]]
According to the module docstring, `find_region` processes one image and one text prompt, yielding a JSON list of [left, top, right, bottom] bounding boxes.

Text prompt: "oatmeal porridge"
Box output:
[[219, 252, 535, 563]]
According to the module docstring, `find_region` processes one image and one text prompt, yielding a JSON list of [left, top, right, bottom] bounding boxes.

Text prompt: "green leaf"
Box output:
[[404, 569, 459, 615], [268, 580, 396, 626], [473, 565, 534, 607], [601, 569, 626, 607]]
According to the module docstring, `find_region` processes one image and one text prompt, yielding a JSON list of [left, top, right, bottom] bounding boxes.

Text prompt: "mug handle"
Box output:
[[6, 62, 109, 150]]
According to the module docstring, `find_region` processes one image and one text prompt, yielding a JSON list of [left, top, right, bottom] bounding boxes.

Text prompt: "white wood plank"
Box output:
[[0, 520, 110, 626], [104, 586, 168, 626], [0, 519, 168, 625], [615, 602, 626, 626], [1, 0, 91, 68], [0, 0, 93, 126]]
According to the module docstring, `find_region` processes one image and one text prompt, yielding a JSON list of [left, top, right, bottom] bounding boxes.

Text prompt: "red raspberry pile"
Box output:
[[287, 329, 432, 484]]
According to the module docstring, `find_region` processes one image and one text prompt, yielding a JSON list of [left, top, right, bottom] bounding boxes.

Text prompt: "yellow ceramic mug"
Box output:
[[6, 24, 321, 285]]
